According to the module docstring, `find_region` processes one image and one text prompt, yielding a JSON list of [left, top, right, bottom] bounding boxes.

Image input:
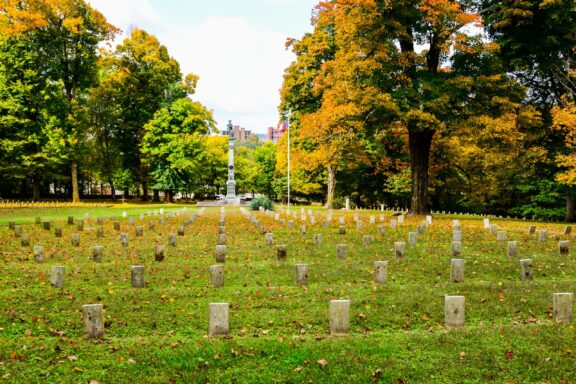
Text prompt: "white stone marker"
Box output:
[[397, 215, 404, 224], [445, 296, 465, 329], [490, 224, 498, 235], [497, 231, 506, 241], [210, 265, 224, 288], [553, 293, 573, 323], [120, 233, 128, 247], [370, 216, 375, 224], [450, 259, 465, 283], [377, 225, 385, 235], [558, 240, 569, 256], [71, 234, 80, 247], [55, 226, 62, 238], [339, 226, 346, 235], [288, 220, 295, 229], [519, 259, 533, 280], [408, 232, 417, 246], [300, 225, 307, 234], [21, 234, 30, 247], [483, 218, 490, 229], [313, 234, 322, 246], [528, 225, 536, 235], [33, 245, 44, 263], [538, 230, 548, 242], [155, 245, 165, 262], [417, 225, 425, 235], [564, 226, 572, 236], [426, 215, 433, 225], [453, 230, 462, 242], [356, 220, 364, 229], [135, 226, 143, 237], [330, 300, 350, 336], [131, 266, 145, 288], [363, 235, 372, 246], [295, 264, 309, 286], [168, 233, 177, 247], [507, 241, 518, 258], [336, 244, 347, 260], [390, 219, 397, 229], [218, 234, 227, 245], [451, 241, 462, 257], [50, 266, 65, 288], [265, 233, 274, 246], [215, 245, 226, 263], [339, 216, 345, 224], [82, 304, 104, 338], [374, 261, 388, 284], [394, 242, 406, 258], [92, 246, 103, 263], [209, 303, 229, 336]]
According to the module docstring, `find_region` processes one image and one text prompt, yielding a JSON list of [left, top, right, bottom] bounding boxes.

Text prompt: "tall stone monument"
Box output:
[[224, 120, 241, 205]]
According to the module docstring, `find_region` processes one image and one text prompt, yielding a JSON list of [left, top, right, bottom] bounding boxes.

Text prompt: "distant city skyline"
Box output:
[[88, 0, 317, 134]]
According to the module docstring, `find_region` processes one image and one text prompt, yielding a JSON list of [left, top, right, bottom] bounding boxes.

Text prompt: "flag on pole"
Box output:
[[278, 121, 288, 132]]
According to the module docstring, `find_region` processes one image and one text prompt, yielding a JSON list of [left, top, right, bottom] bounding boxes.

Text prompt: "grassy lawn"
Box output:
[[0, 206, 575, 383]]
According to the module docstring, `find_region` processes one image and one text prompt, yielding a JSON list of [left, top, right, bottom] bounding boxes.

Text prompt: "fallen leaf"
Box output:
[[317, 359, 328, 368], [68, 355, 78, 361]]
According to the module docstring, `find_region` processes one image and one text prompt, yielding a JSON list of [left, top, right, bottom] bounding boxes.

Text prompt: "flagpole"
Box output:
[[287, 110, 291, 212]]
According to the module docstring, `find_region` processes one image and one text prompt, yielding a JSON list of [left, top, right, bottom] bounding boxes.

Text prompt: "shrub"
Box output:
[[250, 197, 274, 211]]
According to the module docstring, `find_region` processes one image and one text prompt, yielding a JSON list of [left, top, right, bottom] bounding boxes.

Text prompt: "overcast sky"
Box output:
[[88, 0, 317, 134]]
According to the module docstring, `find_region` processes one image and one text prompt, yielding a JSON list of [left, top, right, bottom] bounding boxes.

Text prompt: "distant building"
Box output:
[[231, 125, 252, 142], [267, 126, 285, 142]]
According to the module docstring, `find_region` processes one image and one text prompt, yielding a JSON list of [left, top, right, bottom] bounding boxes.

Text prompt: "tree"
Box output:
[[141, 97, 215, 202], [98, 28, 184, 199], [0, 0, 117, 202], [253, 142, 278, 198], [483, 0, 576, 220], [0, 36, 65, 200]]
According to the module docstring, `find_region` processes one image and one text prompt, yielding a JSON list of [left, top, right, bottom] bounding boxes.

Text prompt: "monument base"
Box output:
[[223, 198, 242, 206]]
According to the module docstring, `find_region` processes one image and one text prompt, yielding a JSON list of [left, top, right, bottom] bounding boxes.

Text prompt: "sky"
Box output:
[[88, 0, 317, 134]]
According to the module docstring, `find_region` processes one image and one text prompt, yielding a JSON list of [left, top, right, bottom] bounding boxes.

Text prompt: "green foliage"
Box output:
[[509, 179, 566, 221], [141, 97, 215, 194], [250, 196, 274, 211]]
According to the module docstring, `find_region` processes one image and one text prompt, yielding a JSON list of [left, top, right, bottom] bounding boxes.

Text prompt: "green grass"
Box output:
[[0, 207, 575, 383]]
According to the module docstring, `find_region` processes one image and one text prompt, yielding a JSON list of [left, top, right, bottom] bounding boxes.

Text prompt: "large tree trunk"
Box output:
[[32, 172, 42, 202], [408, 129, 434, 215], [153, 190, 160, 202], [141, 180, 148, 201], [71, 160, 80, 203], [565, 196, 575, 222], [325, 165, 336, 209]]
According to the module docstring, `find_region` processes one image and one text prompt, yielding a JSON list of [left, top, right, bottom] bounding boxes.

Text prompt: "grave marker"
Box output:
[[82, 304, 104, 338], [209, 303, 229, 336], [553, 293, 573, 323], [445, 296, 465, 329], [295, 264, 309, 286], [374, 261, 387, 284], [50, 266, 65, 288], [131, 266, 145, 288], [329, 300, 350, 336], [450, 259, 465, 283], [210, 265, 224, 288]]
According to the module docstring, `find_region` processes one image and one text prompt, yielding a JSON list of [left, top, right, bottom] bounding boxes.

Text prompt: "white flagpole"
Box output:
[[287, 110, 291, 212]]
